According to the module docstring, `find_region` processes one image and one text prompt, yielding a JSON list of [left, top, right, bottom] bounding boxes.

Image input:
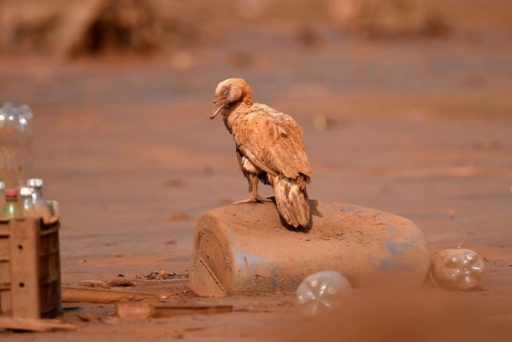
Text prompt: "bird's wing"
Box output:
[[233, 105, 312, 180]]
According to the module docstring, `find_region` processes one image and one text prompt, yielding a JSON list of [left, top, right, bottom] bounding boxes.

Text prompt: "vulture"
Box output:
[[210, 78, 312, 228]]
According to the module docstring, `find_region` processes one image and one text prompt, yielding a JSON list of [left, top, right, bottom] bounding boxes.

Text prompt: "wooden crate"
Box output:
[[0, 217, 61, 318]]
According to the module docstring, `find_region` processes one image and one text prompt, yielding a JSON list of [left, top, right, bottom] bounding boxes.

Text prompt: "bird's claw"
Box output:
[[232, 195, 270, 205]]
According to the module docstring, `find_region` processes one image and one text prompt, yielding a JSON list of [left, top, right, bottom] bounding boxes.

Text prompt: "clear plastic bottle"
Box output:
[[20, 186, 38, 218], [0, 102, 34, 188], [2, 188, 23, 219], [296, 270, 352, 317], [432, 248, 484, 290], [26, 178, 53, 222]]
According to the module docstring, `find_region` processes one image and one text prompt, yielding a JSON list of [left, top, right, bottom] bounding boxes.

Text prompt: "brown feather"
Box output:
[[213, 78, 312, 228], [232, 103, 312, 181]]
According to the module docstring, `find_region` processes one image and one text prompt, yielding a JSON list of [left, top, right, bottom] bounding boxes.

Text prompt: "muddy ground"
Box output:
[[1, 1, 512, 340]]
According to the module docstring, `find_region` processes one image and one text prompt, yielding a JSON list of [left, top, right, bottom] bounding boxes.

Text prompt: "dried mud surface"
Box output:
[[1, 2, 512, 340]]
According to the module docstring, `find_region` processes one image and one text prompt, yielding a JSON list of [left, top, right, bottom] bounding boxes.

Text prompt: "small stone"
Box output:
[[163, 178, 183, 188], [203, 165, 214, 176], [448, 209, 456, 219]]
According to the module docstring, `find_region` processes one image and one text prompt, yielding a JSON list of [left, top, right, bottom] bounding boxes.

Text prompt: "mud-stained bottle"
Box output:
[[0, 103, 33, 188], [2, 188, 23, 219], [20, 186, 38, 218], [26, 178, 53, 222], [432, 248, 484, 290], [296, 270, 352, 317]]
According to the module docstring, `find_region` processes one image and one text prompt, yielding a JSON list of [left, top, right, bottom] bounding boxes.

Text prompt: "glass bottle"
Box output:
[[26, 178, 53, 222], [296, 270, 352, 317], [0, 103, 33, 188], [2, 188, 23, 219]]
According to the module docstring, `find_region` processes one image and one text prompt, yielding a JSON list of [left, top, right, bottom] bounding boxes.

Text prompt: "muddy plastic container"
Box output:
[[0, 216, 61, 318], [189, 200, 431, 297]]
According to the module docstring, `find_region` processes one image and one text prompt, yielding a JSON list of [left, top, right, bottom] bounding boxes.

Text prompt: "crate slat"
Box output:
[[0, 218, 61, 319]]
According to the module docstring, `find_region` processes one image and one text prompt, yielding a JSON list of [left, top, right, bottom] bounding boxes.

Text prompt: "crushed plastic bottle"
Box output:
[[26, 178, 53, 222], [0, 102, 34, 188], [296, 270, 352, 317], [432, 248, 484, 290]]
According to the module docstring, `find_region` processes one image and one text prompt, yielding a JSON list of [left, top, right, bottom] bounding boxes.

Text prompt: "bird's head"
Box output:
[[210, 78, 253, 119]]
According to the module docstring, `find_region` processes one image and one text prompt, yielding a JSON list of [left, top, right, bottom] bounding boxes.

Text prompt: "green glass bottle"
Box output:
[[2, 188, 22, 219]]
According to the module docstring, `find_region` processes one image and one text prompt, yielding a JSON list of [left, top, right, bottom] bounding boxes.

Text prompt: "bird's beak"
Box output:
[[210, 100, 226, 119]]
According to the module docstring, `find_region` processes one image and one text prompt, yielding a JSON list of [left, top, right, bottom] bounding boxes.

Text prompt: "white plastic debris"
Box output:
[[432, 248, 484, 290], [296, 270, 352, 317]]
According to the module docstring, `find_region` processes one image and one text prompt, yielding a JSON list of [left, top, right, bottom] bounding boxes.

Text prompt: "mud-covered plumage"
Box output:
[[211, 78, 312, 228]]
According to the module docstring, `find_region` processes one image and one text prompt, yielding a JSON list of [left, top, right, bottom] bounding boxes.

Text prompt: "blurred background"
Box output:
[[0, 0, 510, 286]]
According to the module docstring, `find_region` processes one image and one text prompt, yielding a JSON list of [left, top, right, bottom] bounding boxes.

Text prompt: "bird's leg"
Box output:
[[232, 174, 270, 204]]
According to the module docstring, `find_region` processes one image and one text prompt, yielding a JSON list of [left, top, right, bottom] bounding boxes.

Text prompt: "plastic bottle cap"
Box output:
[[27, 178, 43, 188], [20, 187, 33, 196], [5, 188, 18, 197]]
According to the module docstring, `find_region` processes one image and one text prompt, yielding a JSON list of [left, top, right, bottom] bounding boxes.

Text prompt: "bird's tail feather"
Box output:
[[272, 175, 310, 228]]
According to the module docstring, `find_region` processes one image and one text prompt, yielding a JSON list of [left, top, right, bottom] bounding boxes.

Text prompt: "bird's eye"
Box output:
[[222, 89, 228, 96]]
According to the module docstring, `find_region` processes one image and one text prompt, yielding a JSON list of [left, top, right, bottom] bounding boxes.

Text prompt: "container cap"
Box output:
[[5, 188, 18, 197], [20, 187, 33, 196], [27, 178, 43, 188]]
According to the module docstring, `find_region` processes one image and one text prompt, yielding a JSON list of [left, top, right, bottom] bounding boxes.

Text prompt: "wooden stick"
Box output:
[[62, 286, 157, 304], [153, 304, 233, 317], [0, 317, 75, 332], [116, 302, 234, 319]]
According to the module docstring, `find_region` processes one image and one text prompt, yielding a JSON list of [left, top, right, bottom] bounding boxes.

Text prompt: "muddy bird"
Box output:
[[210, 78, 312, 228]]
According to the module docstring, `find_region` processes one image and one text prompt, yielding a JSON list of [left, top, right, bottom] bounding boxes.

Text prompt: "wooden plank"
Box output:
[[116, 302, 234, 319], [0, 224, 10, 237], [0, 317, 75, 332], [62, 286, 157, 304], [10, 219, 40, 318]]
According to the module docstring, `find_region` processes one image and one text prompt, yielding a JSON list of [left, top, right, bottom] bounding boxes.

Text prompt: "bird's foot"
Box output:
[[232, 194, 271, 205]]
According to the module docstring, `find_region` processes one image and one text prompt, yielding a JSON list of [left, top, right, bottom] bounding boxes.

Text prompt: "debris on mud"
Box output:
[[313, 114, 337, 130], [0, 0, 227, 57], [296, 23, 322, 47], [329, 0, 451, 39], [65, 280, 110, 288], [163, 178, 184, 187], [108, 279, 135, 288], [136, 269, 188, 281]]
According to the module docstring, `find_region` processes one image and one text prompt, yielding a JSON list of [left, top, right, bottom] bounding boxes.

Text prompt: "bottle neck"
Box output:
[[32, 187, 43, 198]]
